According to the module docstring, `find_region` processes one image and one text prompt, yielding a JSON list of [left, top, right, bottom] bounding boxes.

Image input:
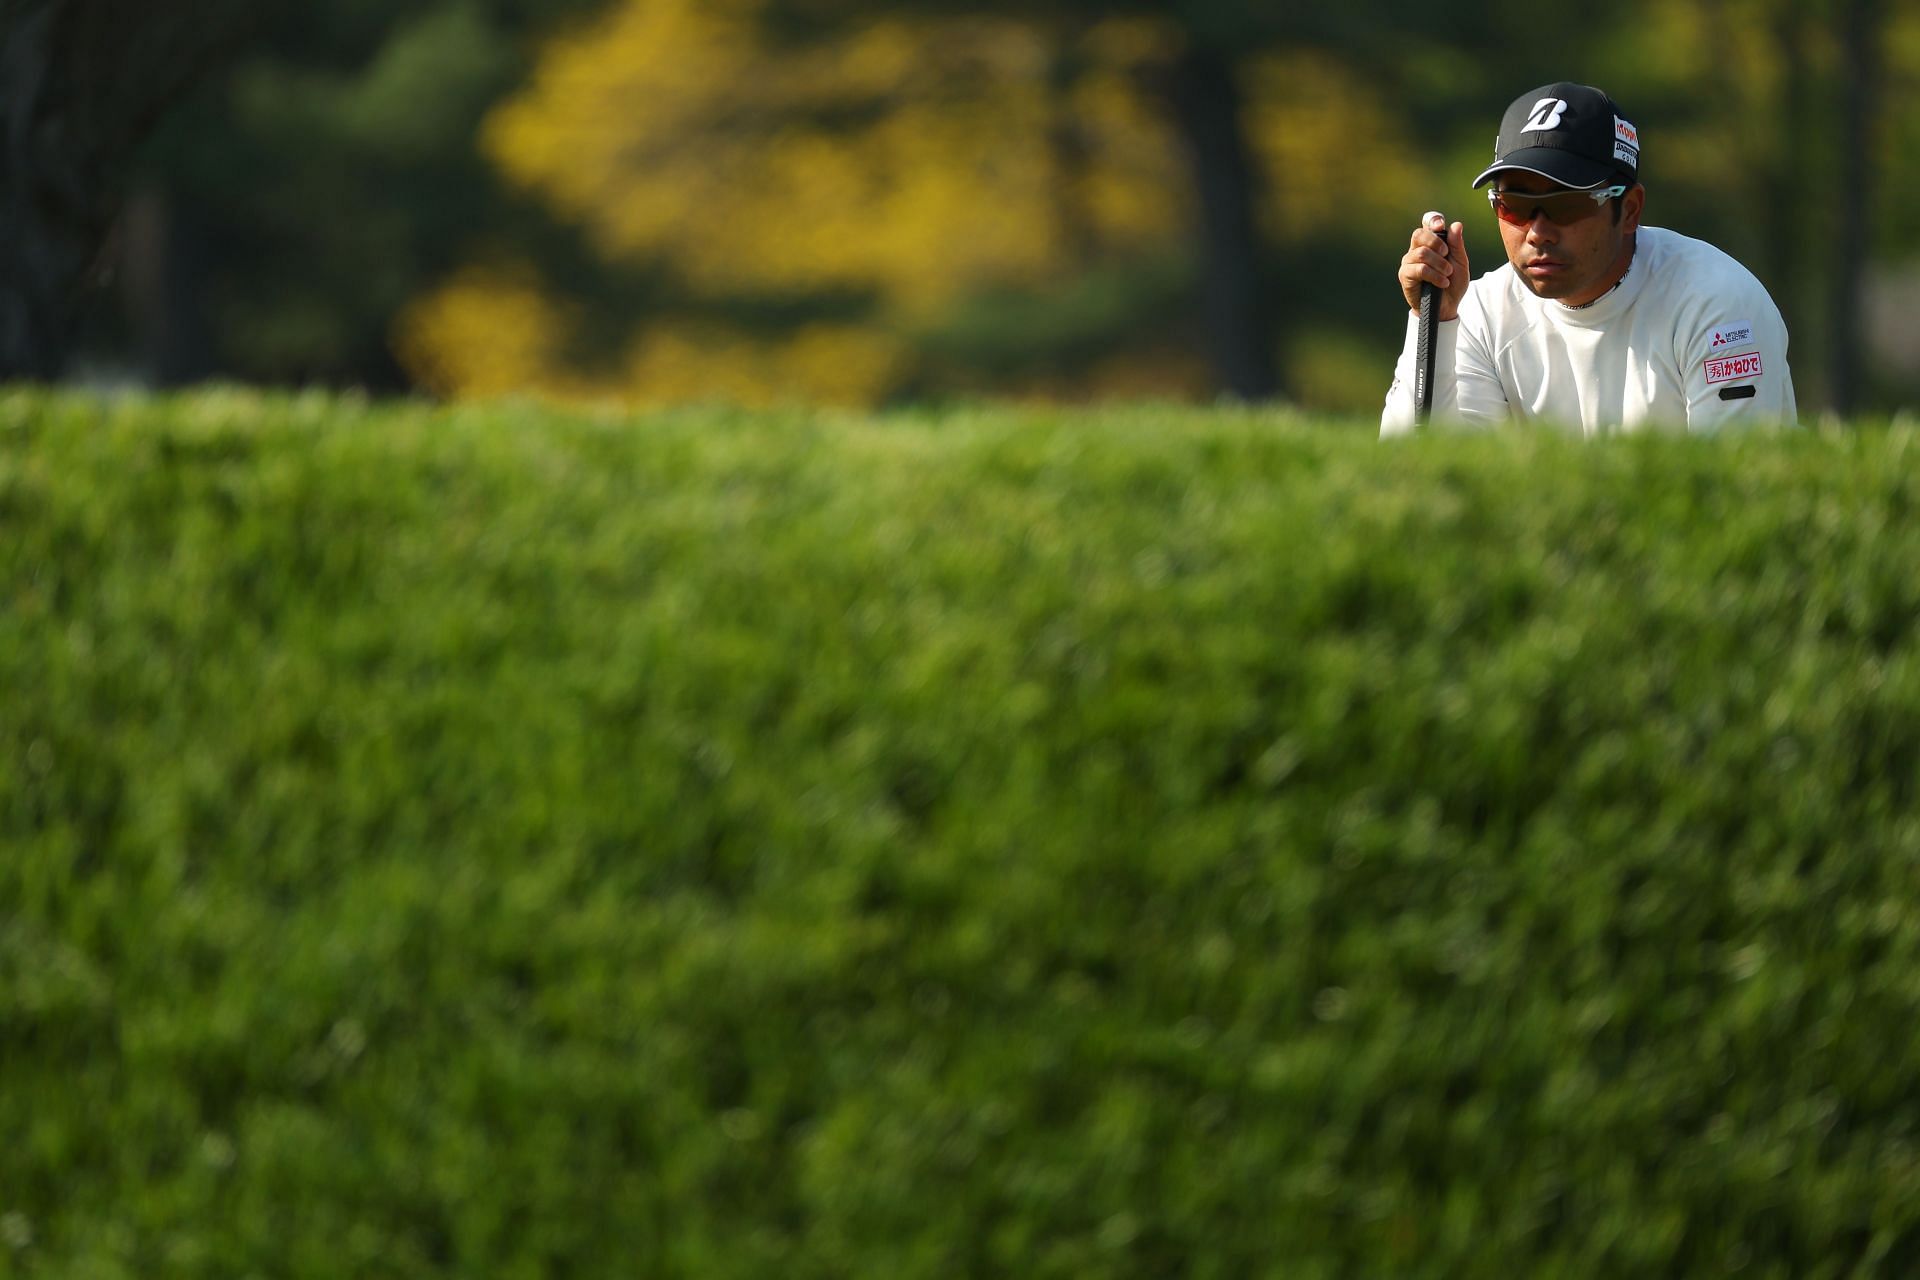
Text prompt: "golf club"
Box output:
[[1415, 210, 1446, 427]]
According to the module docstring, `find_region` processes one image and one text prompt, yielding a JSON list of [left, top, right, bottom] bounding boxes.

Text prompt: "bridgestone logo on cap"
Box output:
[[1613, 115, 1640, 167], [1522, 98, 1569, 132]]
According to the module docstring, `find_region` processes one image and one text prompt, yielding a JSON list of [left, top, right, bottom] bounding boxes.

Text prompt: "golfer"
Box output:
[[1382, 82, 1797, 435]]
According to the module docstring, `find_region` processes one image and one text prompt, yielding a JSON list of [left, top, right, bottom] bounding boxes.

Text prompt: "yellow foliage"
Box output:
[[1626, 1, 1794, 87], [482, 0, 1183, 311], [1244, 52, 1427, 243], [402, 1, 1196, 403], [402, 12, 1450, 409], [621, 323, 908, 408], [1004, 348, 1214, 405], [1069, 55, 1185, 249], [1286, 329, 1394, 415], [393, 263, 580, 399]]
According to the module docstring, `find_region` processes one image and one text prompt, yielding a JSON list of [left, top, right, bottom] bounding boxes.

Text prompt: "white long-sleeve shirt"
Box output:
[[1382, 226, 1797, 436]]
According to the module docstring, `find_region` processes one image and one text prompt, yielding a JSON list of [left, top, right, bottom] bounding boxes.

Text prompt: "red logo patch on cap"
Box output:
[[1613, 115, 1640, 168]]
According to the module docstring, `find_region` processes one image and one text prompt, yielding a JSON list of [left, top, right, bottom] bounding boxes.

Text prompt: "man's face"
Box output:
[[1490, 172, 1645, 307]]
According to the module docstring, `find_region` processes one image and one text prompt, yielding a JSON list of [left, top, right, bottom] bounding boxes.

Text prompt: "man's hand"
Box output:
[[1398, 216, 1469, 321]]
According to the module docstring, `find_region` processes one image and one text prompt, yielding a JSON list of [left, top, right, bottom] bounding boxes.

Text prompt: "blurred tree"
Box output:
[[1829, 0, 1883, 417], [1591, 0, 1903, 413], [844, 0, 1459, 400], [69, 0, 606, 387], [403, 3, 1203, 405], [0, 0, 254, 379], [21, 0, 1908, 410], [1165, 38, 1274, 398], [402, 0, 1440, 407]]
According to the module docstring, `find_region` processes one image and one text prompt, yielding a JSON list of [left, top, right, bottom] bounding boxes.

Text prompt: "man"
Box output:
[[1382, 82, 1797, 435]]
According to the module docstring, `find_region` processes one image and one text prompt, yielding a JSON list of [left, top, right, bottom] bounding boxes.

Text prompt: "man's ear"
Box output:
[[1621, 185, 1646, 233]]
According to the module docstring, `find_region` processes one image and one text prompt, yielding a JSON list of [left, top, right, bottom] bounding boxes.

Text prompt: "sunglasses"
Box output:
[[1487, 183, 1629, 227]]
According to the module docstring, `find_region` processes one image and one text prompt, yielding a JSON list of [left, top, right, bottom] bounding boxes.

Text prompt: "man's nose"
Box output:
[[1525, 213, 1558, 243]]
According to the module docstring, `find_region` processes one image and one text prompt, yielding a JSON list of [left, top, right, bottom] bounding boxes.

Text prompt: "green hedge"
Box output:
[[5, 389, 1920, 1277]]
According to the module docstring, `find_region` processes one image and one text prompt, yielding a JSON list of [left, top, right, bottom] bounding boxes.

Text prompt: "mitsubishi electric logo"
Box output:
[[1709, 322, 1756, 349]]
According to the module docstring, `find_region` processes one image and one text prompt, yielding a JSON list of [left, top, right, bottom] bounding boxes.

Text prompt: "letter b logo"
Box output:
[[1521, 98, 1568, 132]]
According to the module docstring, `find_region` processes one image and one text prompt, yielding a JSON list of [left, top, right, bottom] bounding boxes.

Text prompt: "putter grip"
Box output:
[[1414, 213, 1445, 426]]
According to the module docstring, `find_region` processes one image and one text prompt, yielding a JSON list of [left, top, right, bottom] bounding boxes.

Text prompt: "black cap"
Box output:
[[1472, 82, 1640, 190]]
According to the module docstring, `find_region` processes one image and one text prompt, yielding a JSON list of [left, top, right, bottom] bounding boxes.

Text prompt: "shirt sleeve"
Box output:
[[1679, 285, 1799, 433], [1381, 289, 1509, 437]]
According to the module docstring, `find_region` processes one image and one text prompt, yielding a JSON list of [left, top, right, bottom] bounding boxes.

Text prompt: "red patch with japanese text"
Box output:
[[1705, 351, 1763, 385]]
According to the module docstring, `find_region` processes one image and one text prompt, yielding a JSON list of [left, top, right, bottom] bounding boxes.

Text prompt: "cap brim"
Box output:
[[1471, 148, 1620, 190]]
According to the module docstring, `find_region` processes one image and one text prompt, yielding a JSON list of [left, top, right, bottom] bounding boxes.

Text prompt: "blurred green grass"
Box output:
[[5, 389, 1920, 1276]]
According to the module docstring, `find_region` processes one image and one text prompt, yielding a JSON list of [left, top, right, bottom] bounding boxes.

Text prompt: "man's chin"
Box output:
[[1518, 271, 1578, 301]]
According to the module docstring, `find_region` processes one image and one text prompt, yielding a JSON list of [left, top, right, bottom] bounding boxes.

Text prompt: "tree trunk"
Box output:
[[0, 3, 87, 378], [1763, 0, 1810, 391], [1828, 0, 1881, 418], [0, 0, 252, 380], [120, 187, 216, 385], [1167, 42, 1279, 401], [1044, 23, 1097, 271]]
